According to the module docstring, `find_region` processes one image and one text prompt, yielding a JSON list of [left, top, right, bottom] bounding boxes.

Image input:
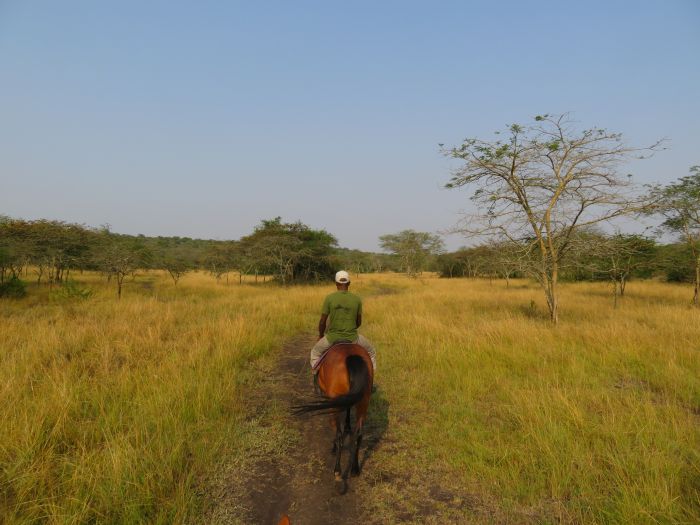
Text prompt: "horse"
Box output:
[[292, 342, 373, 494]]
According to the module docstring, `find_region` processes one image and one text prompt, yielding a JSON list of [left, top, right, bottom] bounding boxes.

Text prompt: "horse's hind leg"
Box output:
[[351, 428, 363, 476], [344, 407, 352, 435], [342, 425, 361, 483], [351, 412, 366, 477], [330, 414, 339, 454], [333, 412, 347, 494], [333, 412, 343, 475]]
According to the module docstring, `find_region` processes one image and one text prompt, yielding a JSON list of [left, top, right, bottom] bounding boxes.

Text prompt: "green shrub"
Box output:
[[0, 277, 27, 298], [51, 280, 93, 301]]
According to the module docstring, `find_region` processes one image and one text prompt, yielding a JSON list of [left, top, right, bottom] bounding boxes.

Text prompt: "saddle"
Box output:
[[312, 339, 356, 371]]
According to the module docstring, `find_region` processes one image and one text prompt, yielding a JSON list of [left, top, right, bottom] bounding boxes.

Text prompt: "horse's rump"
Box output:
[[293, 343, 372, 416]]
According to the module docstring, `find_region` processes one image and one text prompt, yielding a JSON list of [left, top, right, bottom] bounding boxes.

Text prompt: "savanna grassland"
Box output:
[[1, 272, 698, 524]]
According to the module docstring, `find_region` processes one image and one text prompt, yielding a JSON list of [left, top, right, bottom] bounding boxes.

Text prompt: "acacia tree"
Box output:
[[205, 242, 239, 283], [569, 231, 656, 307], [484, 241, 525, 287], [444, 113, 660, 323], [379, 230, 444, 276], [647, 166, 700, 306], [239, 218, 337, 284], [94, 231, 151, 299]]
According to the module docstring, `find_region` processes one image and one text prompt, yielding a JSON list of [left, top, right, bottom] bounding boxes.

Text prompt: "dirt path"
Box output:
[[205, 335, 389, 525]]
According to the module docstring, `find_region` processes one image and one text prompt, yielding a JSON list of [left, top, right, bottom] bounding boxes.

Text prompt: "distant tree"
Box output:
[[437, 252, 462, 278], [161, 256, 192, 285], [647, 166, 700, 305], [379, 230, 444, 277], [154, 239, 197, 285], [369, 254, 386, 273], [444, 113, 661, 323], [570, 231, 657, 306], [0, 218, 95, 284], [0, 246, 10, 283], [239, 218, 337, 284], [205, 242, 239, 283], [0, 218, 30, 280], [485, 241, 524, 287], [29, 220, 93, 284], [655, 242, 695, 283], [94, 231, 151, 299]]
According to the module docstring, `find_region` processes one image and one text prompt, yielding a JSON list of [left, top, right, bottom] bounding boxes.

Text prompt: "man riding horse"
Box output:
[[310, 270, 376, 393]]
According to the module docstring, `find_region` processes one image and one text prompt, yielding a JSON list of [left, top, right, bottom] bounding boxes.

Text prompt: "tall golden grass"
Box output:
[[1, 271, 698, 523], [360, 274, 699, 523], [0, 272, 325, 523]]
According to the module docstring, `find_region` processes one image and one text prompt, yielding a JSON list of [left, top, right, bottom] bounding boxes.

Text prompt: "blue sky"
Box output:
[[1, 1, 698, 250]]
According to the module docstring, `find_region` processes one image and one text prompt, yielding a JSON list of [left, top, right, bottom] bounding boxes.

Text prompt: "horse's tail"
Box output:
[[292, 355, 369, 416]]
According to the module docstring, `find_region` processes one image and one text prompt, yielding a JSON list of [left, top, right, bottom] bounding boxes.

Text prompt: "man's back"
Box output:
[[322, 290, 362, 344]]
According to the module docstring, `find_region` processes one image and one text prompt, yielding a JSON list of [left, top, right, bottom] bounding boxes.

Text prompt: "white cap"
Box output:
[[335, 270, 350, 283]]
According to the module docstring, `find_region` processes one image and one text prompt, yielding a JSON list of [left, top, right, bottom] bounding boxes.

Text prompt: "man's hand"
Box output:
[[318, 313, 328, 341]]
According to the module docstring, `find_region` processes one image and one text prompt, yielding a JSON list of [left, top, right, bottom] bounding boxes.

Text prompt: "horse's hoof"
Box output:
[[334, 478, 348, 495], [351, 466, 361, 477]]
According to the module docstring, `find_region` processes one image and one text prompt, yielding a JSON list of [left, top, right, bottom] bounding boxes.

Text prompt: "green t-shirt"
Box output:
[[322, 291, 363, 344]]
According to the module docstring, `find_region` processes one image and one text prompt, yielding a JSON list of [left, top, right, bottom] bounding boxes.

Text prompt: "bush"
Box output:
[[51, 280, 93, 301], [0, 277, 27, 298]]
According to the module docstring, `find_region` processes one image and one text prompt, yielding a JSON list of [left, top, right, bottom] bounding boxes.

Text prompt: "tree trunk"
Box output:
[[543, 266, 559, 324]]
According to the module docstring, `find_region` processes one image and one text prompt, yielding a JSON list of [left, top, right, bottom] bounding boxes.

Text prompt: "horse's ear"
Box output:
[[278, 515, 291, 525]]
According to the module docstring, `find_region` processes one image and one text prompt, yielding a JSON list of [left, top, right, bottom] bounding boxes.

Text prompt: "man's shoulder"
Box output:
[[325, 291, 361, 302]]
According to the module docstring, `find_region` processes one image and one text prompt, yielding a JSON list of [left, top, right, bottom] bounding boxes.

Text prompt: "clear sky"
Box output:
[[1, 1, 698, 250]]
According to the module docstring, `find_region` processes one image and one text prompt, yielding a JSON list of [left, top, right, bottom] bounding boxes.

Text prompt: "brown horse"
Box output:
[[293, 342, 373, 494]]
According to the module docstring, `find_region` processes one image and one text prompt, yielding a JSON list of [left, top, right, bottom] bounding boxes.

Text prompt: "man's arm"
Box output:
[[318, 313, 328, 339]]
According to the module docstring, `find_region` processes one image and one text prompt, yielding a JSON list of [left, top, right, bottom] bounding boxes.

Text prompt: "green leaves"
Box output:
[[547, 140, 560, 152], [379, 230, 444, 277]]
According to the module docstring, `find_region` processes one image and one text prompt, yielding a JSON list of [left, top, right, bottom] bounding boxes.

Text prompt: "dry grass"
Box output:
[[356, 275, 700, 524], [0, 272, 325, 523], [1, 271, 698, 523]]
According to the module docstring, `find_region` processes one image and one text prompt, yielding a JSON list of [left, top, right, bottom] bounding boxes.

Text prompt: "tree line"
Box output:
[[0, 215, 431, 298], [437, 233, 693, 305]]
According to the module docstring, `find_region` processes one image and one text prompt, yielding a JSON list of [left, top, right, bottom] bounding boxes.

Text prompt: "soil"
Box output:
[[253, 336, 369, 525], [204, 335, 386, 525]]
